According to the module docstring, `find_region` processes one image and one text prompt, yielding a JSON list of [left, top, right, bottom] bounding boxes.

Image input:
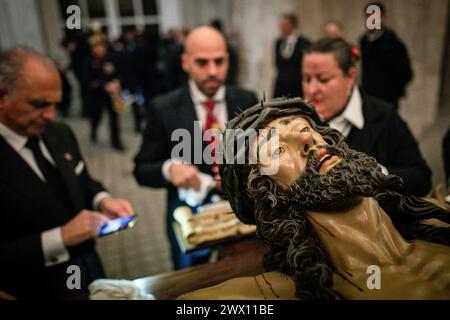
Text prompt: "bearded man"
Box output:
[[180, 98, 450, 300]]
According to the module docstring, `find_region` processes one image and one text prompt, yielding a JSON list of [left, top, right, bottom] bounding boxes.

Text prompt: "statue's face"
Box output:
[[254, 116, 341, 188]]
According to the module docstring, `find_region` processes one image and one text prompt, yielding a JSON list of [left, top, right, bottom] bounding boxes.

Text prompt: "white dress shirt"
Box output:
[[162, 80, 227, 182], [189, 78, 227, 131], [327, 87, 389, 175], [280, 34, 298, 59], [328, 86, 365, 138], [0, 122, 108, 267]]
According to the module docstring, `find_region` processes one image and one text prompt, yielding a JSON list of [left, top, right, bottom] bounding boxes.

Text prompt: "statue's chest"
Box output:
[[306, 199, 410, 270]]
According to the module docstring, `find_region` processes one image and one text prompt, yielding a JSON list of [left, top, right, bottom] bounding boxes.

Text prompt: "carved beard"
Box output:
[[247, 142, 401, 299], [284, 144, 391, 212]]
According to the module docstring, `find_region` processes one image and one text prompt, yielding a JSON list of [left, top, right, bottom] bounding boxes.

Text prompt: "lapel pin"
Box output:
[[64, 153, 73, 161]]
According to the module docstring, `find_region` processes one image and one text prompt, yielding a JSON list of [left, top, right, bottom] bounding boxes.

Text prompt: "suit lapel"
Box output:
[[179, 85, 240, 126], [347, 93, 384, 154], [225, 87, 241, 122], [173, 87, 205, 166], [0, 136, 66, 222], [42, 128, 83, 212], [177, 86, 199, 131]]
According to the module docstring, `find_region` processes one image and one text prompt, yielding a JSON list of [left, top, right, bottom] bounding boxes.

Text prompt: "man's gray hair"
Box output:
[[0, 46, 56, 93]]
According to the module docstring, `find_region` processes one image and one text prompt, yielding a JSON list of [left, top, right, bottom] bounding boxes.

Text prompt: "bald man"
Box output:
[[324, 21, 344, 39], [134, 26, 257, 269], [0, 47, 134, 299]]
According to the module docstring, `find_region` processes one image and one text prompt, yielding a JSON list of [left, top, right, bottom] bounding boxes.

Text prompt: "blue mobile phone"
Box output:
[[98, 215, 137, 237]]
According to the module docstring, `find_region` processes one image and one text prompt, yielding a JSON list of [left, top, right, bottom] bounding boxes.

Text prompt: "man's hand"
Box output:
[[104, 79, 121, 94], [169, 163, 201, 191], [212, 164, 221, 190], [61, 210, 110, 247], [99, 197, 134, 219]]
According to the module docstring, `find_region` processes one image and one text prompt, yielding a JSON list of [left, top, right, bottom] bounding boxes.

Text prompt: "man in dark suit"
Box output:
[[85, 36, 124, 150], [134, 26, 258, 270], [0, 47, 134, 299], [273, 13, 310, 98], [360, 2, 413, 108]]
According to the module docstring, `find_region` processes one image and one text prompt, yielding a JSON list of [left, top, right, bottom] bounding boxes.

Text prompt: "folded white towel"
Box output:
[[178, 172, 215, 207], [89, 279, 155, 300]]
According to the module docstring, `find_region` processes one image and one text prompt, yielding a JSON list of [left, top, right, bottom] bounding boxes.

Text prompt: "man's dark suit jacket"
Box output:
[[347, 93, 431, 196], [134, 85, 258, 220], [360, 28, 413, 107], [0, 122, 106, 299], [273, 35, 310, 99]]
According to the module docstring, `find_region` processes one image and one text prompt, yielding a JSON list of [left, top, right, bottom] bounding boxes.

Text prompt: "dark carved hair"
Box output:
[[220, 98, 450, 299]]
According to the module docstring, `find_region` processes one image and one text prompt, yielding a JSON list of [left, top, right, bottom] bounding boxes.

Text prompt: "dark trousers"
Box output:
[[132, 102, 144, 133], [74, 68, 90, 118], [273, 74, 303, 98], [89, 90, 122, 147]]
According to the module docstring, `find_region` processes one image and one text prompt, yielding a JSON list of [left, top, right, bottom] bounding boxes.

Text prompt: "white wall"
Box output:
[[38, 0, 67, 66], [0, 0, 47, 52], [157, 0, 183, 33]]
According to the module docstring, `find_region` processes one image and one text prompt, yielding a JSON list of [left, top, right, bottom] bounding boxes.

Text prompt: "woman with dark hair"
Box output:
[[302, 38, 431, 197]]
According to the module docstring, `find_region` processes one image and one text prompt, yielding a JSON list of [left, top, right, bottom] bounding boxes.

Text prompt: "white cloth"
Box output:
[[445, 194, 450, 204], [41, 227, 70, 267], [178, 172, 216, 207], [89, 279, 155, 300]]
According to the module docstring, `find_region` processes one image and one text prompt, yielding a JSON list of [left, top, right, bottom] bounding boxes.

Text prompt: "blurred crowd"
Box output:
[[57, 19, 240, 150]]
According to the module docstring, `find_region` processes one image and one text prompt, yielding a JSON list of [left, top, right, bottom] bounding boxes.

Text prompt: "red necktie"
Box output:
[[203, 99, 217, 131], [203, 99, 220, 169]]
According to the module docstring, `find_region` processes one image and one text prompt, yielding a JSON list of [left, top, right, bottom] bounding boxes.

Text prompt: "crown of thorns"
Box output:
[[219, 97, 326, 224]]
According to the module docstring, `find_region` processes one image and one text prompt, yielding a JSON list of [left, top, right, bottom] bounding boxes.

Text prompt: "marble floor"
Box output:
[[65, 111, 172, 280]]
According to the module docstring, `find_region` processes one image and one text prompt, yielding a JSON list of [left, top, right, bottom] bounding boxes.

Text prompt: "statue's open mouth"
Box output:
[[315, 147, 340, 173]]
